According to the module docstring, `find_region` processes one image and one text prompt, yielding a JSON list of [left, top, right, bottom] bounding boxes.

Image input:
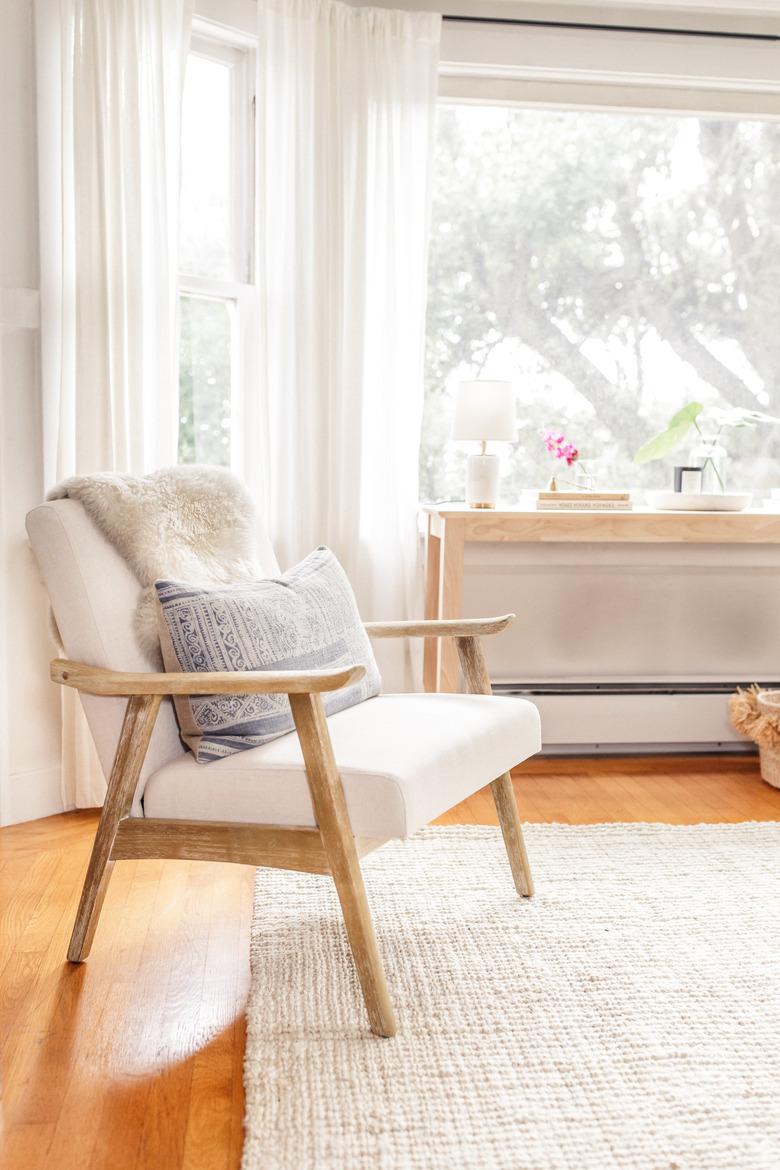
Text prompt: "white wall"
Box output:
[[0, 0, 62, 825]]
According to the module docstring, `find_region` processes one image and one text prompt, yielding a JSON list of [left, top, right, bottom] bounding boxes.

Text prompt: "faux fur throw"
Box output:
[[47, 466, 263, 660]]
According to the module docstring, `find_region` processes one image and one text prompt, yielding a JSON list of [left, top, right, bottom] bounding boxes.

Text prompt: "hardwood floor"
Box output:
[[1, 755, 778, 1170]]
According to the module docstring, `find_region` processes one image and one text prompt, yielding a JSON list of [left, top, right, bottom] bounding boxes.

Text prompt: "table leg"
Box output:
[[438, 518, 465, 693], [423, 516, 441, 692]]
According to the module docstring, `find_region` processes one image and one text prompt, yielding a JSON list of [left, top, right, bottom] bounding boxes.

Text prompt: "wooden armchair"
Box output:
[[28, 501, 542, 1037]]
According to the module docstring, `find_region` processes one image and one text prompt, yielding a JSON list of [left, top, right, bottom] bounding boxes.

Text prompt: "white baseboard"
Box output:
[[1, 766, 66, 826], [523, 692, 745, 749]]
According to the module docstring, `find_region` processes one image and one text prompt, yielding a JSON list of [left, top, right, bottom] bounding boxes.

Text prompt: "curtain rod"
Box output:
[[442, 14, 780, 43]]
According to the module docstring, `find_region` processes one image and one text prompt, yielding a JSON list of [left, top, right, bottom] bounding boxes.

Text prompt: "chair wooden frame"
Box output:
[[52, 614, 533, 1038]]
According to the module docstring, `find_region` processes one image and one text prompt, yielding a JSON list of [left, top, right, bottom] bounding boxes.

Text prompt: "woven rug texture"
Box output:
[[242, 823, 780, 1170]]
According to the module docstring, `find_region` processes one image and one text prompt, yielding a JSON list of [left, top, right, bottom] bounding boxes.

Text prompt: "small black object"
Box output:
[[674, 466, 703, 493]]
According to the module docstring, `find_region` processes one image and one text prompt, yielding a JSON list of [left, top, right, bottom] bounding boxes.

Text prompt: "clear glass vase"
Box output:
[[572, 461, 596, 492], [688, 433, 728, 493]]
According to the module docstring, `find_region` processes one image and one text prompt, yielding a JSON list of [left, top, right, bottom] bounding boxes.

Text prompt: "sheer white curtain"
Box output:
[[255, 0, 441, 689], [35, 0, 192, 807]]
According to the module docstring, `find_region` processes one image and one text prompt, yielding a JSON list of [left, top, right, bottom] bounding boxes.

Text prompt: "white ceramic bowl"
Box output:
[[647, 491, 752, 513]]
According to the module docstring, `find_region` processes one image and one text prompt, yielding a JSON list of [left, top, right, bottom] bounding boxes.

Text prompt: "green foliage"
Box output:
[[709, 407, 780, 429], [178, 295, 231, 467], [634, 402, 703, 464], [634, 401, 780, 465]]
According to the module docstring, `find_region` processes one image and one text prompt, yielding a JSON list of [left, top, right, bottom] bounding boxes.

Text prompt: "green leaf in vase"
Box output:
[[633, 402, 703, 465]]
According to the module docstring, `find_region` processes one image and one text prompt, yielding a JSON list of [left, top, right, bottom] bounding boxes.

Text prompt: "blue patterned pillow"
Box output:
[[154, 547, 381, 762]]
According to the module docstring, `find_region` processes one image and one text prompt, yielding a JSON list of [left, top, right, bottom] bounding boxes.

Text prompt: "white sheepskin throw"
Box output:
[[47, 466, 263, 659]]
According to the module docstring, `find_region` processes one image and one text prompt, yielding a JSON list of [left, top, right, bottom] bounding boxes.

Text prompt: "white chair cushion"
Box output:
[[142, 693, 541, 839]]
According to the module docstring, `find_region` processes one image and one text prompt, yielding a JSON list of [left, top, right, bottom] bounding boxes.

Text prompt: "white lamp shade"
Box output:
[[451, 380, 515, 442]]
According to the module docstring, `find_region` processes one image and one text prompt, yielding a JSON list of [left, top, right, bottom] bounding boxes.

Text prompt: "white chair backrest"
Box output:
[[25, 497, 281, 814]]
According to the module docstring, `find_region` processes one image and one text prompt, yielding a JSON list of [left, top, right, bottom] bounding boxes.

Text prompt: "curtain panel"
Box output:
[[255, 0, 442, 689], [35, 0, 192, 807]]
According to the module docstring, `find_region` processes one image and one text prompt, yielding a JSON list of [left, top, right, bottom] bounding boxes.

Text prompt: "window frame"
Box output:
[[438, 18, 780, 118], [178, 26, 257, 477]]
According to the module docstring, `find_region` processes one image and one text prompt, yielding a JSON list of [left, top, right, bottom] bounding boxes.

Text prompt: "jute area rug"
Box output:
[[242, 824, 780, 1170]]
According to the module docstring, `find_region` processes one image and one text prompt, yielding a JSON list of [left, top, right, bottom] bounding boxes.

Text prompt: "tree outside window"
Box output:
[[422, 105, 780, 501]]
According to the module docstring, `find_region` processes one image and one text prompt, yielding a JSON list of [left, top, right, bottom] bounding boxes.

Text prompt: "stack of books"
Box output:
[[536, 491, 632, 511]]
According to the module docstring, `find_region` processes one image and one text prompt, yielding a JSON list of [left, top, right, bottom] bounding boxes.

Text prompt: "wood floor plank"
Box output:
[[229, 869, 254, 1170], [0, 851, 62, 952], [181, 870, 250, 1170], [0, 852, 86, 1047], [86, 862, 193, 1170], [43, 862, 146, 1170], [135, 864, 215, 1170], [0, 1121, 56, 1169], [512, 752, 759, 776], [1, 755, 778, 1170]]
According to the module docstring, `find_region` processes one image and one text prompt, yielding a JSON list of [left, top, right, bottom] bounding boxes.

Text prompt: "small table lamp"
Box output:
[[452, 380, 515, 508]]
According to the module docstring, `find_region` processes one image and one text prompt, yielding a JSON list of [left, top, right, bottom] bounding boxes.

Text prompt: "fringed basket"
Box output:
[[757, 691, 780, 789], [728, 686, 780, 789]]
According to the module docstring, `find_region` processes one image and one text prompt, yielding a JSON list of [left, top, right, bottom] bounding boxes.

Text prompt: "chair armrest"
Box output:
[[364, 614, 514, 639], [50, 658, 366, 697]]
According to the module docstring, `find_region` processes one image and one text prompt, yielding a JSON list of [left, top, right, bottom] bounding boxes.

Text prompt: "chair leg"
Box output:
[[328, 844, 398, 1038], [455, 634, 535, 898], [491, 773, 534, 897], [68, 859, 116, 962], [290, 692, 397, 1038], [68, 694, 162, 962]]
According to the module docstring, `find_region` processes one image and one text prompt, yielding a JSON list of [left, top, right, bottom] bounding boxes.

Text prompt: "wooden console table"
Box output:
[[422, 503, 780, 692]]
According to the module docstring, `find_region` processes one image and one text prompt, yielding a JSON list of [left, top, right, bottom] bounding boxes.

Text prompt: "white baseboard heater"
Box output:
[[492, 681, 775, 754], [463, 539, 780, 754]]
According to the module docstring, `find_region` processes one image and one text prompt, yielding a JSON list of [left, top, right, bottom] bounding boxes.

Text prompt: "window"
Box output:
[[422, 104, 780, 502], [178, 35, 254, 469]]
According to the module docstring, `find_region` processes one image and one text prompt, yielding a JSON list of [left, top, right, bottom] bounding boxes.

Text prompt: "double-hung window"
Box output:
[[178, 30, 255, 472]]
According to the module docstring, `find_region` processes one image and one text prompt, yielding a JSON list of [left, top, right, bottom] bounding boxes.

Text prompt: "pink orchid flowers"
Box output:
[[541, 429, 579, 466]]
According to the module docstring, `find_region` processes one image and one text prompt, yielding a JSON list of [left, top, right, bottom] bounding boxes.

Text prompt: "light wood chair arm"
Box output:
[[50, 658, 366, 697], [364, 614, 514, 639]]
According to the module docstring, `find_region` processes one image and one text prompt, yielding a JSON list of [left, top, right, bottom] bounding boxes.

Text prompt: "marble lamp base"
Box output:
[[466, 453, 500, 509]]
